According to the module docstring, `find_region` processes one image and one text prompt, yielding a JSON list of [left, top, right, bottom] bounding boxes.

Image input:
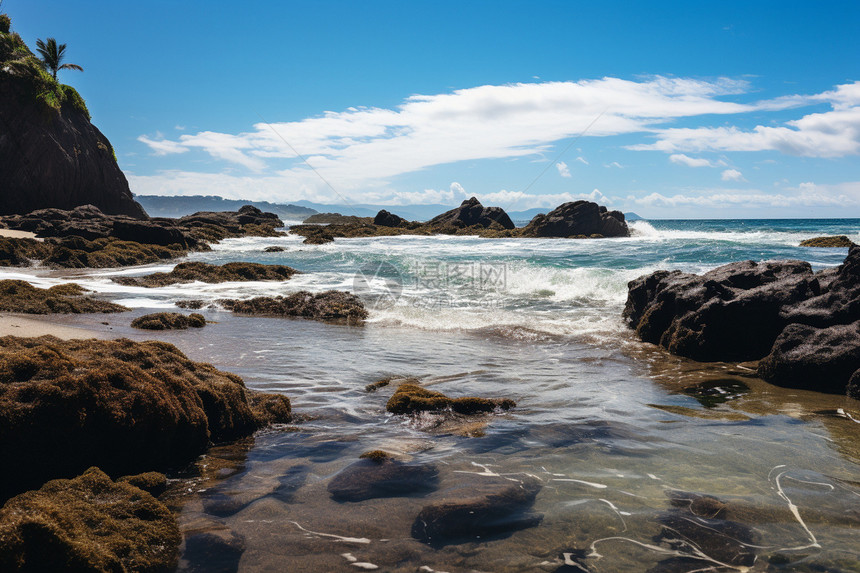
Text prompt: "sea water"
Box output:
[[4, 219, 860, 572]]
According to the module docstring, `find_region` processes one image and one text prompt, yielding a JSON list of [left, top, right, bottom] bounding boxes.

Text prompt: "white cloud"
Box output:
[[631, 81, 860, 158], [556, 161, 571, 177], [630, 181, 860, 209], [604, 161, 624, 169], [721, 168, 745, 181], [138, 76, 761, 188], [669, 153, 713, 167], [575, 156, 589, 165]]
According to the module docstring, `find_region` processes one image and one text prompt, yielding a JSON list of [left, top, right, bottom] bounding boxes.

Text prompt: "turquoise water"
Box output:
[[4, 218, 860, 572]]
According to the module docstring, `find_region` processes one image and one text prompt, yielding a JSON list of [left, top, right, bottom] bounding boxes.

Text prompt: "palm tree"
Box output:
[[35, 37, 83, 80]]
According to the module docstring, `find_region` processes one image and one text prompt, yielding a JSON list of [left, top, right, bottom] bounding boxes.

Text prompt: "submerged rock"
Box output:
[[652, 490, 759, 569], [218, 290, 368, 324], [386, 383, 516, 415], [800, 235, 857, 248], [0, 279, 128, 314], [427, 197, 515, 230], [327, 451, 439, 502], [263, 246, 285, 252], [0, 336, 291, 499], [182, 529, 246, 573], [411, 475, 542, 546], [521, 200, 629, 238], [131, 312, 206, 330], [0, 467, 180, 572], [115, 261, 299, 287]]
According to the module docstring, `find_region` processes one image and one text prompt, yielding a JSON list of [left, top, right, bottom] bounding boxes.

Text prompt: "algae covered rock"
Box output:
[[131, 312, 206, 330], [0, 279, 128, 314], [0, 467, 180, 572], [118, 471, 168, 497], [218, 290, 368, 324], [386, 383, 516, 415], [800, 235, 857, 248], [0, 336, 291, 499], [115, 261, 299, 287]]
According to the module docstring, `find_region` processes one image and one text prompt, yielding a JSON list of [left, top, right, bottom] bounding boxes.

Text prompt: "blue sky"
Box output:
[[5, 0, 860, 217]]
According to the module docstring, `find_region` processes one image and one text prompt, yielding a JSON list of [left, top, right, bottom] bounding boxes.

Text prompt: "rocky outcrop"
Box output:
[[625, 247, 860, 395], [0, 336, 291, 499], [0, 467, 180, 572], [427, 197, 515, 230], [218, 290, 368, 324], [521, 200, 628, 237], [800, 235, 857, 248], [302, 213, 371, 225], [0, 24, 146, 219], [373, 209, 406, 227], [115, 261, 299, 287], [624, 260, 817, 362]]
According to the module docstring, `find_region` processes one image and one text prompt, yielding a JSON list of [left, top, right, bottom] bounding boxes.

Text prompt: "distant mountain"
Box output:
[[134, 195, 317, 220], [625, 212, 645, 221], [292, 201, 454, 221]]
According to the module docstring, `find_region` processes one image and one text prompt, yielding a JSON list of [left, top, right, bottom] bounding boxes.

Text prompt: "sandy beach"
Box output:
[[0, 313, 104, 339], [0, 229, 39, 239]]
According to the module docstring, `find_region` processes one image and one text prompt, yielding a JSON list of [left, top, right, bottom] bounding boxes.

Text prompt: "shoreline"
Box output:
[[0, 312, 105, 339]]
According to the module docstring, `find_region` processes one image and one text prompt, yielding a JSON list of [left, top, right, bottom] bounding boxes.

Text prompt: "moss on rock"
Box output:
[[0, 467, 180, 572], [118, 472, 168, 497], [115, 261, 299, 287], [218, 290, 368, 324], [800, 235, 858, 248], [385, 383, 516, 415], [0, 336, 291, 499], [130, 312, 206, 330], [0, 279, 128, 314]]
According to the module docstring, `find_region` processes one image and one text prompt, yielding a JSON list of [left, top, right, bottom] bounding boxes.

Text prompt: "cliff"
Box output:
[[0, 16, 146, 218]]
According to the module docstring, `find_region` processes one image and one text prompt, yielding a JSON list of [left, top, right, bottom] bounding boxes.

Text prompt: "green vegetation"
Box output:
[[0, 17, 89, 116], [35, 37, 83, 80]]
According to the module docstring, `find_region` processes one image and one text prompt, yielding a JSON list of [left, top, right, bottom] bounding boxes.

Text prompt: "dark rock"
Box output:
[[0, 336, 290, 499], [0, 38, 147, 219], [115, 261, 299, 287], [386, 383, 516, 415], [427, 197, 515, 230], [848, 370, 860, 399], [131, 312, 207, 330], [0, 467, 180, 572], [263, 246, 285, 252], [411, 475, 542, 546], [654, 490, 759, 568], [522, 201, 629, 238], [800, 235, 857, 248], [302, 213, 371, 225], [373, 209, 406, 227], [182, 529, 246, 573], [0, 236, 52, 267], [757, 321, 860, 394], [111, 219, 190, 247], [781, 246, 860, 328], [328, 453, 439, 502], [624, 260, 818, 361], [218, 290, 368, 324]]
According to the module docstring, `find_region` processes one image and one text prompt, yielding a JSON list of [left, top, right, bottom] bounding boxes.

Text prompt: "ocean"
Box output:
[[5, 218, 860, 572]]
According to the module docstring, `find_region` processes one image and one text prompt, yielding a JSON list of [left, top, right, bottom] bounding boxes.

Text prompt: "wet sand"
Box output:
[[0, 313, 105, 339]]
